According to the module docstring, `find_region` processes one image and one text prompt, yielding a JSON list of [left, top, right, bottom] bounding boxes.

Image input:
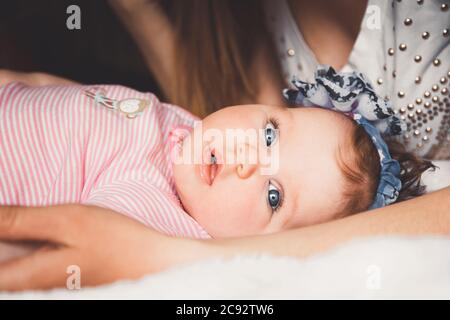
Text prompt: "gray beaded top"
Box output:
[[264, 0, 449, 159]]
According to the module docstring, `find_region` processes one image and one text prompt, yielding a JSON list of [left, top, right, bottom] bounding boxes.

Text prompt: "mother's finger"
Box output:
[[0, 246, 77, 291], [0, 205, 82, 243], [0, 240, 45, 263]]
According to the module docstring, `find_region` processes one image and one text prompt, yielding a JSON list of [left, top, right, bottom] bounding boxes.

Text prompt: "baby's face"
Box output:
[[172, 104, 354, 238]]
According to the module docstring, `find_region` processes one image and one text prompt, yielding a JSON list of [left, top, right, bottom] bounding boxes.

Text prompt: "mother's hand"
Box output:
[[0, 205, 190, 291]]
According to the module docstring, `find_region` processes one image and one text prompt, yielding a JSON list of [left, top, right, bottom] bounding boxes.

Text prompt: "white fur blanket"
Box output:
[[1, 236, 450, 299]]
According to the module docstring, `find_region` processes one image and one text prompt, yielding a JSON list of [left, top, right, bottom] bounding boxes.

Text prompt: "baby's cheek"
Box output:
[[222, 188, 267, 228], [201, 186, 266, 237]]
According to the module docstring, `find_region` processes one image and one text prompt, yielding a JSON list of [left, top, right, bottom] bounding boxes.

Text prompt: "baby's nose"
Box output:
[[236, 162, 259, 179]]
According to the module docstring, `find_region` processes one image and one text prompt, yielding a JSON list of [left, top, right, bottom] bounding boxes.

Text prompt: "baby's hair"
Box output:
[[336, 121, 436, 216]]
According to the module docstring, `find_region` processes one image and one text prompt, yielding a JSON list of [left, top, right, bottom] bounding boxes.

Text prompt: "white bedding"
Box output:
[[1, 236, 450, 299]]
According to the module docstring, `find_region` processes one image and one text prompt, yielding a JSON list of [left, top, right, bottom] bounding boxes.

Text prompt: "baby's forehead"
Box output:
[[286, 107, 354, 140], [275, 107, 352, 225], [279, 108, 349, 171], [288, 106, 351, 122]]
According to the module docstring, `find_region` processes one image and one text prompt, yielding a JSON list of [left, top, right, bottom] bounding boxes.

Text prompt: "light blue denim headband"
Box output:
[[283, 65, 406, 209]]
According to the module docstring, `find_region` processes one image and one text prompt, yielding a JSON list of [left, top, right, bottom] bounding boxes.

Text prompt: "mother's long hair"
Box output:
[[164, 0, 278, 117]]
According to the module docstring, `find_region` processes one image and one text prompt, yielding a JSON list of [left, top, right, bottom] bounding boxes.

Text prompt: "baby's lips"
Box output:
[[207, 146, 224, 185], [200, 144, 221, 186]]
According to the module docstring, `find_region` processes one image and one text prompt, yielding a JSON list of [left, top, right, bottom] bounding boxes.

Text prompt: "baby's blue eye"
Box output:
[[265, 122, 277, 147], [268, 183, 281, 212]]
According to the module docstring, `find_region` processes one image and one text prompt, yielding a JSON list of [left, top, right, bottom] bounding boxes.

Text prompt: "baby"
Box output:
[[0, 66, 431, 243]]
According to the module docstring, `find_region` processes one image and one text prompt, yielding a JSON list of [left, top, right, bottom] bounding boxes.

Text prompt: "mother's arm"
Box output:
[[0, 187, 449, 291]]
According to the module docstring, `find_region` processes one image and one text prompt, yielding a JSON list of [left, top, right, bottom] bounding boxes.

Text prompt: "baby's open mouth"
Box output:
[[200, 146, 223, 186]]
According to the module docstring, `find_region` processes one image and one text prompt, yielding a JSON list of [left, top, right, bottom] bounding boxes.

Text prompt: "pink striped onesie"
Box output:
[[0, 82, 210, 239]]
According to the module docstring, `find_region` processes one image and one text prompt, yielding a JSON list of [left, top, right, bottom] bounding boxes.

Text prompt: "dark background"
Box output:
[[0, 0, 161, 95]]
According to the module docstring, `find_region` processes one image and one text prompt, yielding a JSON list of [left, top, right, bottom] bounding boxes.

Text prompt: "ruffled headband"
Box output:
[[283, 65, 406, 209]]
